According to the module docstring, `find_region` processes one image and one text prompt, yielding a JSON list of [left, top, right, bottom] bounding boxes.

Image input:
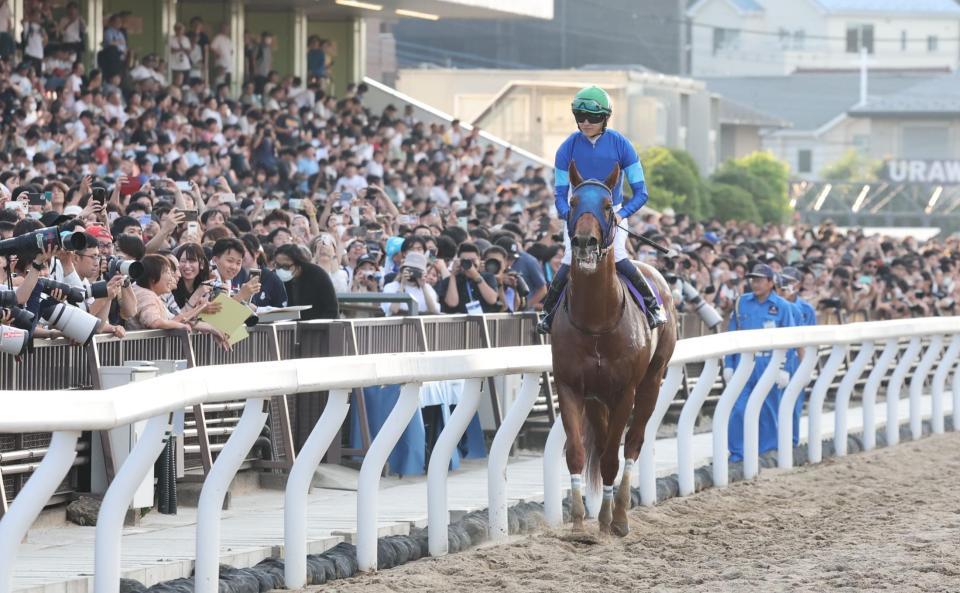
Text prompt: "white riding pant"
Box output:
[[561, 220, 629, 266]]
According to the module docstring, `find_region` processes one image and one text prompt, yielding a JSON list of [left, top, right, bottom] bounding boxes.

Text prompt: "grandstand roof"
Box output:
[[810, 0, 960, 15]]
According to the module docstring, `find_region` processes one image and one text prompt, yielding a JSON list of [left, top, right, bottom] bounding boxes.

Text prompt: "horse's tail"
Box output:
[[582, 398, 609, 493]]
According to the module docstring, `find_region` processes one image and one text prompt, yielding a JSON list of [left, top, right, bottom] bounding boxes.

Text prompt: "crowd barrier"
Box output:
[[0, 313, 543, 513], [0, 317, 958, 592]]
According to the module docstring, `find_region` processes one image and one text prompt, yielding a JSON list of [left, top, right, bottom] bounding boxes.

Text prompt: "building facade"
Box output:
[[688, 0, 960, 76]]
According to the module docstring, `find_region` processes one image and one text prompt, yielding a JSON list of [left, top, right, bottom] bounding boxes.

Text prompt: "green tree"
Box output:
[[821, 149, 883, 182], [708, 182, 760, 223], [712, 151, 790, 223], [638, 146, 711, 219]]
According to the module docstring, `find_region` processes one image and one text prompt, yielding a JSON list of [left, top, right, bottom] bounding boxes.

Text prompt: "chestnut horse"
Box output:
[[552, 161, 677, 536]]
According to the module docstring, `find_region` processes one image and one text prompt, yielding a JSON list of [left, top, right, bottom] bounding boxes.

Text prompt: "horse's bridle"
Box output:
[[567, 180, 617, 261]]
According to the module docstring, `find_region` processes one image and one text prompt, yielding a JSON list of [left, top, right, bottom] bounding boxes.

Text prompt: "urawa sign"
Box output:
[[884, 160, 960, 184]]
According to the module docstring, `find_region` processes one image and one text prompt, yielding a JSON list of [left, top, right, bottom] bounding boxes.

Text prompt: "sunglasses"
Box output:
[[573, 111, 606, 124]]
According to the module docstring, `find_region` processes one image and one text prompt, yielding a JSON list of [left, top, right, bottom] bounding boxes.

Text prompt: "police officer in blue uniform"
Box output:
[[722, 263, 797, 461], [536, 85, 667, 334], [778, 266, 817, 445]]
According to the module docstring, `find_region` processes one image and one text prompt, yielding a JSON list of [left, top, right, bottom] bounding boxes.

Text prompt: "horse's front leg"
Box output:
[[598, 389, 634, 535], [556, 380, 587, 531], [617, 366, 665, 536]]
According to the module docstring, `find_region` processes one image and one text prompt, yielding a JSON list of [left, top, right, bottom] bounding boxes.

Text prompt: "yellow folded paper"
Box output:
[[199, 293, 253, 344]]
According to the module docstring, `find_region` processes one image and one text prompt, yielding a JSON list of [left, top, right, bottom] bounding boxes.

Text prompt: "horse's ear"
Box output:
[[603, 164, 620, 191], [569, 160, 583, 188]]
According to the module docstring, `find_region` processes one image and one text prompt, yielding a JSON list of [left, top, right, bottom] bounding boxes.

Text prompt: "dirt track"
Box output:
[[317, 432, 960, 593]]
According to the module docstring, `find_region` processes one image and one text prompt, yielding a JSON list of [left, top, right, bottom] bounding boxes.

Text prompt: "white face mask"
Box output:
[[275, 268, 293, 282]]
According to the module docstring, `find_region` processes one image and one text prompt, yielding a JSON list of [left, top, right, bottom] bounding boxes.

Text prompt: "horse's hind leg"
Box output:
[[556, 382, 587, 530], [615, 364, 667, 536], [598, 391, 634, 535]]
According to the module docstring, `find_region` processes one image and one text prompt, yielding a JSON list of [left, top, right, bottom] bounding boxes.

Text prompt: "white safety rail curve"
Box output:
[[1, 317, 959, 592]]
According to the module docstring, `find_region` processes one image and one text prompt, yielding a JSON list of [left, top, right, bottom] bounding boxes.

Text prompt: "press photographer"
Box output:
[[381, 251, 439, 316]]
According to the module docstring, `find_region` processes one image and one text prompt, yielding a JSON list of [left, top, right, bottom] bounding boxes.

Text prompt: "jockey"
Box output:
[[537, 85, 667, 334]]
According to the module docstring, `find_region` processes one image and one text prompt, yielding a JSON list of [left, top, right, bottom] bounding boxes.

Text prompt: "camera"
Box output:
[[461, 259, 474, 271], [107, 257, 144, 281], [364, 271, 381, 282], [41, 302, 101, 345], [406, 267, 423, 282], [667, 276, 723, 329], [820, 297, 843, 309], [0, 289, 17, 308], [4, 306, 34, 330], [0, 324, 29, 356], [511, 271, 530, 298], [37, 278, 86, 304], [0, 226, 86, 257]]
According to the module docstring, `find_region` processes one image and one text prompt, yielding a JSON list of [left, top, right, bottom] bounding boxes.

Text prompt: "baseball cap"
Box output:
[[86, 225, 113, 243], [746, 263, 776, 280], [780, 266, 802, 284], [356, 254, 379, 268]]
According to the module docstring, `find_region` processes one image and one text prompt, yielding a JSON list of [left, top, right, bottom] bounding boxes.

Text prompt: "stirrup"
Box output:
[[646, 304, 667, 329], [536, 311, 554, 335]]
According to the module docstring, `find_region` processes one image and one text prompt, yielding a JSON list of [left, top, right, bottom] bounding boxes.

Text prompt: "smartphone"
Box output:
[[179, 209, 199, 222], [341, 191, 354, 203], [138, 214, 153, 227], [43, 191, 53, 202], [219, 192, 236, 203], [186, 221, 200, 234], [175, 180, 192, 192], [350, 206, 361, 227], [288, 198, 303, 210], [27, 193, 44, 207], [264, 199, 281, 211], [92, 187, 107, 205], [858, 275, 873, 285], [248, 268, 261, 280]]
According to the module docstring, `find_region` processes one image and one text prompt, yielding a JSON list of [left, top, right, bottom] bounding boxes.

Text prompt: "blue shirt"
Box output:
[[510, 252, 546, 295], [553, 129, 648, 219], [784, 295, 816, 370], [724, 292, 797, 371]]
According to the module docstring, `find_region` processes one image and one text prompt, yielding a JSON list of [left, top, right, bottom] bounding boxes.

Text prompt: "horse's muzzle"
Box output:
[[572, 234, 601, 272]]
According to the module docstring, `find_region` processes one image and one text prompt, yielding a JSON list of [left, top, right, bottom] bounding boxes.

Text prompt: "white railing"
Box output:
[[1, 318, 960, 592]]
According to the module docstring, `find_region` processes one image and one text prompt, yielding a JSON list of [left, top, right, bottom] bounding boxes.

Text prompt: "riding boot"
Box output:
[[536, 264, 569, 335], [615, 259, 667, 329]]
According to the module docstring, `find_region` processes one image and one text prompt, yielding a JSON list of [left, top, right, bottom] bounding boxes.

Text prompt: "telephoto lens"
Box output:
[[107, 257, 144, 281], [88, 281, 109, 299], [37, 278, 86, 304], [41, 302, 101, 345], [0, 325, 29, 356], [3, 306, 35, 330], [0, 289, 18, 308]]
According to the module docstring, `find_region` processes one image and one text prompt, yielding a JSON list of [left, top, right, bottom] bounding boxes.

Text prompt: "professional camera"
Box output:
[[508, 270, 531, 298], [37, 278, 86, 304], [820, 297, 843, 310], [107, 257, 143, 281], [0, 289, 17, 308], [41, 301, 101, 345], [4, 306, 35, 330], [0, 226, 86, 257], [665, 274, 723, 329], [406, 267, 423, 282], [0, 324, 29, 355]]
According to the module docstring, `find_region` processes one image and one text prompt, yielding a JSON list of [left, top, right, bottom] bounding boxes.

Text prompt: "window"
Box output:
[[779, 28, 790, 49], [901, 30, 907, 51], [928, 35, 939, 52], [712, 27, 741, 54], [846, 24, 875, 53], [798, 149, 812, 174], [793, 30, 806, 50]]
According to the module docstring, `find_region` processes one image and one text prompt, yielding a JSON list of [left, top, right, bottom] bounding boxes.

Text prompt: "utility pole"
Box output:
[[858, 45, 869, 106]]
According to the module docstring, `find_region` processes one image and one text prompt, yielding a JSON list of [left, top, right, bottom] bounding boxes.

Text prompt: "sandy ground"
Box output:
[[314, 432, 960, 593]]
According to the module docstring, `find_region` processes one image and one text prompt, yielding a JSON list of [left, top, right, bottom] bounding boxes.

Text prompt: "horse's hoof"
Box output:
[[572, 519, 585, 532], [611, 521, 630, 537], [599, 522, 611, 535]]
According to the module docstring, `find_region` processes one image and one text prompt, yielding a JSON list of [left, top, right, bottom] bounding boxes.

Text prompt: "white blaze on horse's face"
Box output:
[[571, 216, 603, 274]]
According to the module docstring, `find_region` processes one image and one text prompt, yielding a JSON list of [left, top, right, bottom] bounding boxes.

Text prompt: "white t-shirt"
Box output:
[[169, 34, 192, 71], [381, 280, 437, 316], [334, 174, 368, 195], [211, 33, 233, 72]]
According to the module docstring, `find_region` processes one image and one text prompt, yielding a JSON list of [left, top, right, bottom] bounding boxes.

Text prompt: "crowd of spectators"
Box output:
[[0, 2, 952, 352]]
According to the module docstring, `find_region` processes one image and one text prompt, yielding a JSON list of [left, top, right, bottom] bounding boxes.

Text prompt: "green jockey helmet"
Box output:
[[571, 85, 612, 115]]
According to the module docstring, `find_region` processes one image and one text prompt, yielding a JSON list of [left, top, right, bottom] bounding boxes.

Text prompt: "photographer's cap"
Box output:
[[746, 263, 776, 280], [356, 254, 379, 268], [401, 252, 426, 272]]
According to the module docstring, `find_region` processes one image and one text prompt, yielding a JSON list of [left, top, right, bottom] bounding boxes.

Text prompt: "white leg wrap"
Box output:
[[622, 458, 634, 476], [603, 485, 614, 501], [571, 474, 582, 492]]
